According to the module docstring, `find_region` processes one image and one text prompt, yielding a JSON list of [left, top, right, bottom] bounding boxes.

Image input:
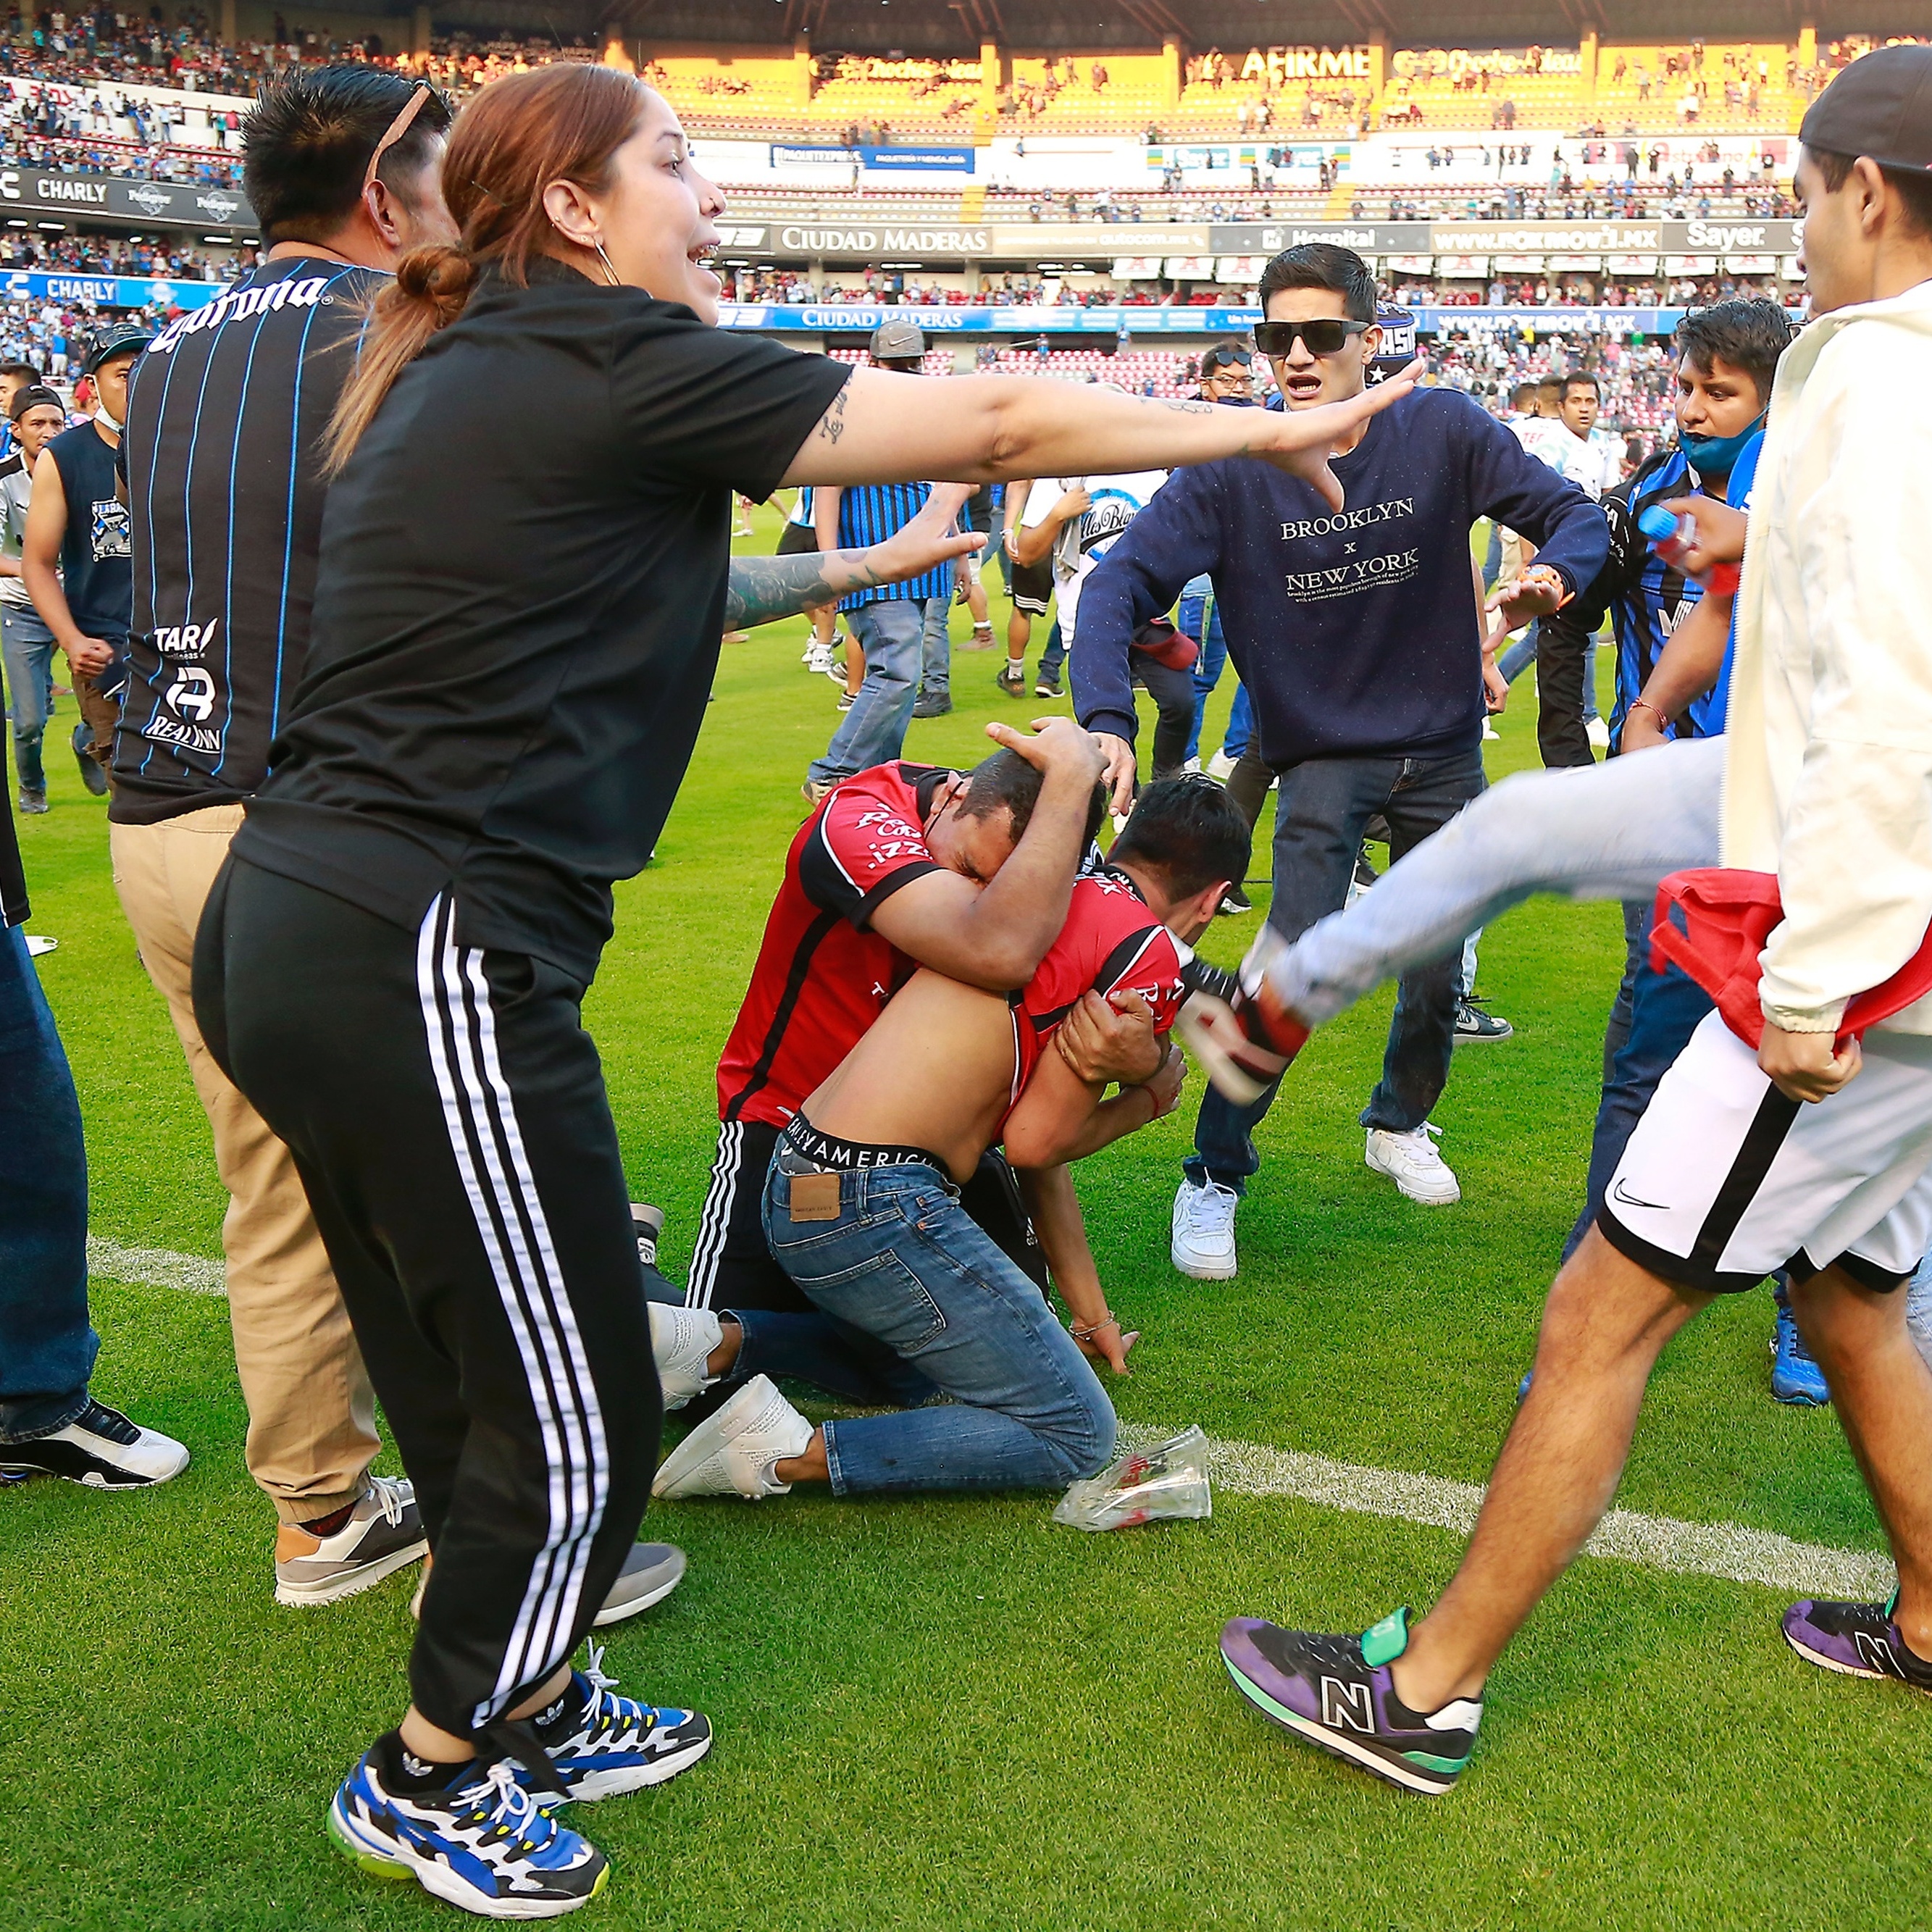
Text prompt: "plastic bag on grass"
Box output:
[[1053, 1425, 1212, 1532]]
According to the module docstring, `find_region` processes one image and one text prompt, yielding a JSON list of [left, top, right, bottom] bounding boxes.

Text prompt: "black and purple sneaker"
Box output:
[[1219, 1607, 1481, 1797], [1782, 1592, 1932, 1690]]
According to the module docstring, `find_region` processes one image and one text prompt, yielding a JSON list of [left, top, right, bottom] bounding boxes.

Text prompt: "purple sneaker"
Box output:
[[1782, 1593, 1932, 1689], [1219, 1607, 1482, 1796]]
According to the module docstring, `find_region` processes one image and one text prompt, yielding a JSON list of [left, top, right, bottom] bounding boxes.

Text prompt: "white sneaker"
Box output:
[[1365, 1122, 1462, 1205], [651, 1375, 811, 1500], [1205, 748, 1238, 782], [1481, 719, 1500, 741], [1183, 755, 1203, 774], [1171, 1177, 1239, 1279], [648, 1303, 722, 1411], [805, 643, 834, 675], [1586, 715, 1610, 750]]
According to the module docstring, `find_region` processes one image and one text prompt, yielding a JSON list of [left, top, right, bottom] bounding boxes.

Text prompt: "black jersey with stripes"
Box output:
[[109, 255, 380, 825]]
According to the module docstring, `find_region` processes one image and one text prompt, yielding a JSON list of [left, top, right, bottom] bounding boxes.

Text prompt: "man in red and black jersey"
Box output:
[[691, 717, 1158, 1313], [650, 779, 1253, 1501]]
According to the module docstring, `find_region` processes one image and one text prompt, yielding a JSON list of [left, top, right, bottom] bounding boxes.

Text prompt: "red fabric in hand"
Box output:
[[1649, 869, 1932, 1050]]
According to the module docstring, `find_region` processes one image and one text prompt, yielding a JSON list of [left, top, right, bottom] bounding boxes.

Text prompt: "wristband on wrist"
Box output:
[[1627, 698, 1669, 729]]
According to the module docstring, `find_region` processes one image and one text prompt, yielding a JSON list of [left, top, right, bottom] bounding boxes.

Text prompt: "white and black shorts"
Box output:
[[1599, 1009, 1932, 1295], [1010, 559, 1054, 616]]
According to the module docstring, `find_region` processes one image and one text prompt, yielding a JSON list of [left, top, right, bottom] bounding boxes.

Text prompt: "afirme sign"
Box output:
[[0, 169, 255, 232]]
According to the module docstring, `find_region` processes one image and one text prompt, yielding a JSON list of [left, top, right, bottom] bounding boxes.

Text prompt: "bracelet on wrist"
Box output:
[[1628, 698, 1669, 728], [1071, 1313, 1120, 1342]]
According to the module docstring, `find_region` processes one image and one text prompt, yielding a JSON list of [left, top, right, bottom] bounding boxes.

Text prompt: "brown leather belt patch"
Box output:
[[787, 1171, 841, 1221]]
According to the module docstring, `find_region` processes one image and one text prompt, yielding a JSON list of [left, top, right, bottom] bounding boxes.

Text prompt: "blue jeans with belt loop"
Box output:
[[761, 1151, 1115, 1494]]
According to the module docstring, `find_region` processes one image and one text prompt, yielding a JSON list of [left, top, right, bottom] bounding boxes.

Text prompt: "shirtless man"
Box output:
[[648, 778, 1253, 1501]]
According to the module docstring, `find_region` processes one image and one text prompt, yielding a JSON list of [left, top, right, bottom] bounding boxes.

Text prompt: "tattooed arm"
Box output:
[[724, 483, 982, 631], [779, 361, 1423, 511]]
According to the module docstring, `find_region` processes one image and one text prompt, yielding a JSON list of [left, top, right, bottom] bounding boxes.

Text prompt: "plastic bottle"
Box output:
[[1637, 503, 1741, 595]]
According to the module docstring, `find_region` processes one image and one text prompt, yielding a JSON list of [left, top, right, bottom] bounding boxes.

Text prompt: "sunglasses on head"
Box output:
[[1253, 319, 1373, 358], [1203, 345, 1255, 370]]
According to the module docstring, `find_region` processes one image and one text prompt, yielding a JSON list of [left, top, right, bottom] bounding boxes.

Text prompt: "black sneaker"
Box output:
[[995, 662, 1026, 698], [275, 1474, 429, 1606], [1782, 1592, 1932, 1689], [72, 730, 109, 798], [911, 693, 953, 719], [1220, 1607, 1481, 1796], [1454, 995, 1514, 1043], [0, 1397, 188, 1489], [17, 787, 47, 815], [1034, 675, 1063, 699], [1218, 885, 1253, 916]]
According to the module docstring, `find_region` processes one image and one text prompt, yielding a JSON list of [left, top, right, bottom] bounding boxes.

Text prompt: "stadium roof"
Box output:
[[450, 0, 1932, 56]]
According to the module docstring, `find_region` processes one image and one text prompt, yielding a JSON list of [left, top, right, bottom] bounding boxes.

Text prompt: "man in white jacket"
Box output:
[[1217, 44, 1932, 1797]]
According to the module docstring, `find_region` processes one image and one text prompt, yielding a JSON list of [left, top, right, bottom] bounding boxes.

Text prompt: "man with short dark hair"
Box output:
[[1219, 45, 1932, 1798], [0, 385, 70, 814], [20, 327, 147, 797], [1076, 241, 1607, 1268], [107, 65, 458, 1608]]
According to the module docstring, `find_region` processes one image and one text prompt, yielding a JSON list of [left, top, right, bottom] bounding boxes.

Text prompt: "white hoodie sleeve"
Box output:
[[1758, 361, 1932, 1033]]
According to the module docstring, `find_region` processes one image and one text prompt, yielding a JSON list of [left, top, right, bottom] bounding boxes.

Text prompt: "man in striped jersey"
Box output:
[[806, 319, 956, 800]]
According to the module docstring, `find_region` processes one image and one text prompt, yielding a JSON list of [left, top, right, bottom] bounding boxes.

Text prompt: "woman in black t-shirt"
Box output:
[[194, 63, 1412, 1918]]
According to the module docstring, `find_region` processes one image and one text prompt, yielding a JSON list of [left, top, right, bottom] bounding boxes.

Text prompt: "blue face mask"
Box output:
[[1680, 414, 1764, 476]]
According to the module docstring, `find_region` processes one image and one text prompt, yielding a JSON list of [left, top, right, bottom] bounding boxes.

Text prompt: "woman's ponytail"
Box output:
[[324, 244, 477, 475], [323, 63, 647, 476]]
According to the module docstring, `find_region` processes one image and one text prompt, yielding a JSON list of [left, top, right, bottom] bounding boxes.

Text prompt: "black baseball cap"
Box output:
[[85, 325, 154, 375], [8, 383, 62, 421], [1799, 44, 1932, 174]]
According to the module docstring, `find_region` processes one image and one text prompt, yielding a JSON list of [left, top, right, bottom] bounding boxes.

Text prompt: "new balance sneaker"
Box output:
[[995, 660, 1026, 698], [1220, 1607, 1482, 1797], [1782, 1592, 1932, 1691], [651, 1374, 811, 1500], [1452, 995, 1513, 1043], [1171, 1177, 1239, 1281], [275, 1474, 428, 1606], [515, 1642, 712, 1802], [1366, 1123, 1461, 1205], [411, 1541, 687, 1628], [0, 1397, 188, 1489], [648, 1302, 722, 1411], [329, 1749, 608, 1918], [630, 1202, 664, 1271], [1769, 1297, 1830, 1406]]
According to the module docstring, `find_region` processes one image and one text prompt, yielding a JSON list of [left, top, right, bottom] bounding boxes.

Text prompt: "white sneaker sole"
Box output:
[[590, 1547, 687, 1626], [276, 1536, 429, 1607], [551, 1728, 713, 1802], [651, 1376, 805, 1499], [1171, 1240, 1238, 1281]]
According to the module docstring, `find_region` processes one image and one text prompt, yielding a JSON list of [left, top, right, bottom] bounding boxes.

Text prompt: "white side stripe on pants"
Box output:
[[685, 1118, 742, 1310], [415, 894, 610, 1730]]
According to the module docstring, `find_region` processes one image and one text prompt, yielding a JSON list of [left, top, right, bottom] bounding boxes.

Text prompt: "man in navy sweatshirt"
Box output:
[[1073, 245, 1607, 1277]]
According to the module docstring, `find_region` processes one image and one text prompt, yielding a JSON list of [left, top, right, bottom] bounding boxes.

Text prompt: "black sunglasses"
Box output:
[[1202, 345, 1254, 370], [1253, 319, 1373, 358]]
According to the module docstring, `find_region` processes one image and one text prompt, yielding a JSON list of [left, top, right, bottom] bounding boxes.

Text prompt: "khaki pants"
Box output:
[[110, 806, 377, 1523], [71, 668, 120, 781]]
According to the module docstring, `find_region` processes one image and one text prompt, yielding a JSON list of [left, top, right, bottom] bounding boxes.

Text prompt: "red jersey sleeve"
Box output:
[[797, 765, 944, 929]]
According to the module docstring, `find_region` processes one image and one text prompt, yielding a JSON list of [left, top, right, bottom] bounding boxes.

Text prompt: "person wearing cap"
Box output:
[[0, 384, 70, 814], [806, 318, 958, 794], [19, 324, 148, 796], [1216, 43, 1932, 1797]]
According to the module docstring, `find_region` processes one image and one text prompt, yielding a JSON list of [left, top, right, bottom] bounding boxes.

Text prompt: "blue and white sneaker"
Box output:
[[329, 1752, 607, 1919], [1770, 1297, 1830, 1406], [517, 1642, 712, 1803]]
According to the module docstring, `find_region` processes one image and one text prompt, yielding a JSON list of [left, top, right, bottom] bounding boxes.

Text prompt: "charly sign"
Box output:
[[1, 268, 225, 308], [0, 169, 255, 231]]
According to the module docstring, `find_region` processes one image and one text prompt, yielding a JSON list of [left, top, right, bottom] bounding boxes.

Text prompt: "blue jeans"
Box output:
[[1187, 747, 1485, 1193], [2, 603, 57, 794], [811, 597, 924, 785], [918, 595, 950, 699], [1562, 901, 1715, 1261], [1497, 629, 1539, 684], [761, 1153, 1115, 1494], [1179, 595, 1226, 763], [1037, 618, 1065, 685], [0, 921, 97, 1440]]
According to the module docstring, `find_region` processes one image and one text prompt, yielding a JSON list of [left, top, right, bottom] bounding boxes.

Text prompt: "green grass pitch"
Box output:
[[4, 504, 1926, 1929]]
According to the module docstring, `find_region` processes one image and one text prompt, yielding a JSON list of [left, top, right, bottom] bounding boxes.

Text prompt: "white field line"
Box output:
[[93, 1239, 1896, 1600]]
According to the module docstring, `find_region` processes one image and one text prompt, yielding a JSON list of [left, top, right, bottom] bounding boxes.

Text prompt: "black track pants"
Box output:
[[195, 858, 658, 1742]]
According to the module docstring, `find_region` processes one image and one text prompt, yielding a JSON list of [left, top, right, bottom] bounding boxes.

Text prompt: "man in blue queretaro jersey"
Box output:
[[107, 65, 459, 1607]]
